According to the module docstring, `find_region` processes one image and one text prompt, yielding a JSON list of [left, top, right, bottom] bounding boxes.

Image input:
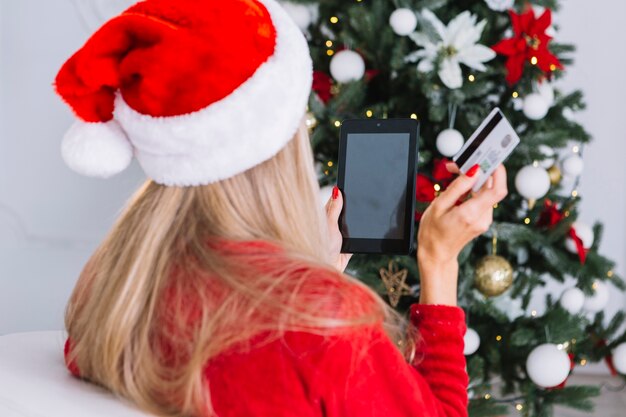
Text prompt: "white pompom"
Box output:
[[565, 221, 594, 253], [515, 165, 551, 200], [464, 328, 481, 355], [330, 50, 366, 83], [389, 8, 418, 36], [538, 144, 555, 168], [560, 287, 585, 314], [583, 280, 609, 313], [561, 154, 584, 177], [61, 120, 133, 178], [281, 2, 313, 31], [436, 129, 464, 157], [526, 344, 570, 388], [612, 343, 626, 374], [523, 93, 550, 120]]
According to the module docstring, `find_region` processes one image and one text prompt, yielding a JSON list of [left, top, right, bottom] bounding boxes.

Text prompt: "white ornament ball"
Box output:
[[464, 328, 481, 355], [565, 221, 594, 253], [436, 129, 464, 157], [612, 343, 626, 374], [538, 144, 555, 169], [560, 287, 585, 314], [561, 154, 584, 177], [515, 165, 551, 200], [281, 2, 313, 31], [329, 50, 366, 83], [523, 93, 550, 120], [389, 8, 418, 36], [526, 343, 571, 388], [536, 82, 555, 106], [583, 280, 609, 313]]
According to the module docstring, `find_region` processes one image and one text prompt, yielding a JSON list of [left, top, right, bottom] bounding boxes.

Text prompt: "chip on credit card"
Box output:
[[452, 108, 520, 192]]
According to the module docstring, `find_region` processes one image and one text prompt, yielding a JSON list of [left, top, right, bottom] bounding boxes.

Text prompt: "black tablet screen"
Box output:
[[342, 133, 410, 240]]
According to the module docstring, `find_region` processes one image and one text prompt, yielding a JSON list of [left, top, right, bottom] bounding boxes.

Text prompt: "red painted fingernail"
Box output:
[[467, 164, 480, 177], [332, 186, 339, 200]]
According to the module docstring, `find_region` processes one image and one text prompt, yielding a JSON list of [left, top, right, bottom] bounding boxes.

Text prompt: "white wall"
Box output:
[[1, 1, 625, 336], [557, 1, 626, 315], [0, 0, 143, 335]]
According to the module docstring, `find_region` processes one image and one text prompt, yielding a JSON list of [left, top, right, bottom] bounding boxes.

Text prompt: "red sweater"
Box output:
[[65, 244, 468, 417]]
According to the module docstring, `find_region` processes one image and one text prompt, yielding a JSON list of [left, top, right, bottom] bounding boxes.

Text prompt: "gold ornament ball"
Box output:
[[474, 255, 514, 297], [548, 164, 562, 185]]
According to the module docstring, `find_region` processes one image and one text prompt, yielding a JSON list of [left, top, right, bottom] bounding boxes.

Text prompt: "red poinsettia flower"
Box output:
[[432, 158, 455, 183], [416, 174, 436, 203], [415, 161, 466, 221], [536, 198, 564, 228], [492, 7, 563, 85], [312, 71, 333, 103]]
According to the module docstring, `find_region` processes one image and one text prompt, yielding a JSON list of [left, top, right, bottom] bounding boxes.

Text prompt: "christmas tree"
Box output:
[[281, 0, 626, 415]]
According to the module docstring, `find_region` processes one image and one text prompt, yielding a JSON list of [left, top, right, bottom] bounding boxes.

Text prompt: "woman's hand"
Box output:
[[417, 163, 508, 305], [325, 186, 353, 272]]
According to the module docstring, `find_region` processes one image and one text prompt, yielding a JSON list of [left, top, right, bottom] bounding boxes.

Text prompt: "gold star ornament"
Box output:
[[379, 261, 412, 307]]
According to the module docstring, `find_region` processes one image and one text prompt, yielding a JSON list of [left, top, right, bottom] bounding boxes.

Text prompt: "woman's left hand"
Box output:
[[325, 186, 352, 272]]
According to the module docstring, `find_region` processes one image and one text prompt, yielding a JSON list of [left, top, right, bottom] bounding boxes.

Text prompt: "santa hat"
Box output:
[[54, 0, 312, 186]]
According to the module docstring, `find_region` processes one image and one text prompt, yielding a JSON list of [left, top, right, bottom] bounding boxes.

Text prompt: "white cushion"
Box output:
[[0, 331, 151, 417]]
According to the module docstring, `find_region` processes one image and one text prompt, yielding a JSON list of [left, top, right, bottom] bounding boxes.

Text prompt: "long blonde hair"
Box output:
[[65, 120, 409, 416]]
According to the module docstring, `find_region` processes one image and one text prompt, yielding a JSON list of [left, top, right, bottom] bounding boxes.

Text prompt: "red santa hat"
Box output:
[[54, 0, 312, 186]]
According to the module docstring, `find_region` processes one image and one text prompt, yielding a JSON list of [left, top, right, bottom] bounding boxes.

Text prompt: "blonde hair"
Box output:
[[65, 120, 411, 416]]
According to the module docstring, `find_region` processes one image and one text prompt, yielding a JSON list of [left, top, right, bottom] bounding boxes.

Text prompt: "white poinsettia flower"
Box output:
[[406, 10, 496, 89]]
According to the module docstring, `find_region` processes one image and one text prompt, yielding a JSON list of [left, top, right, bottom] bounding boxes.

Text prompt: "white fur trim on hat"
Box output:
[[61, 120, 134, 178], [113, 0, 313, 187]]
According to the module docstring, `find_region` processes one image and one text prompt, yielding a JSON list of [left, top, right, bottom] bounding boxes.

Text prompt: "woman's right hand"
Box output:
[[416, 163, 508, 305]]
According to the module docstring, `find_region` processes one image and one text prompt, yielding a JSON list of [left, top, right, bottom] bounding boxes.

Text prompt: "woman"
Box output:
[[55, 0, 507, 416]]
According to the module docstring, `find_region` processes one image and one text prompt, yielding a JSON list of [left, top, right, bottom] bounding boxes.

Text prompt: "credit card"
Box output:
[[452, 108, 520, 192]]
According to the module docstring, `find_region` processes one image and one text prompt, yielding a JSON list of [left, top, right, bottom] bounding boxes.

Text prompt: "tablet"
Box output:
[[337, 119, 419, 254]]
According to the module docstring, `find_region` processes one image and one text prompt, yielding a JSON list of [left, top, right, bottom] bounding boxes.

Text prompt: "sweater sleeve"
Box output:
[[64, 338, 81, 378], [409, 304, 469, 417], [294, 303, 468, 417]]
